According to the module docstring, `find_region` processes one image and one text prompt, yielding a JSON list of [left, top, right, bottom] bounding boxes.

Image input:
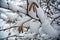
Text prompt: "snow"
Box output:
[[37, 6, 58, 38], [0, 8, 19, 20], [41, 20, 58, 38], [0, 13, 8, 20], [23, 21, 30, 27], [18, 1, 27, 9], [41, 34, 50, 39], [14, 21, 23, 26], [29, 11, 39, 19], [0, 0, 8, 8], [37, 6, 47, 23], [0, 0, 60, 40], [58, 5, 60, 9], [57, 0, 60, 3], [0, 31, 9, 39], [0, 21, 6, 29], [0, 19, 3, 22], [5, 12, 18, 20], [51, 13, 60, 18], [24, 33, 36, 39], [28, 0, 37, 4], [29, 19, 41, 33]]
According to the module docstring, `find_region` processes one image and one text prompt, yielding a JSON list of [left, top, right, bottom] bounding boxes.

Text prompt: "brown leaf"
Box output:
[[29, 2, 39, 11], [6, 20, 15, 23], [18, 25, 23, 33]]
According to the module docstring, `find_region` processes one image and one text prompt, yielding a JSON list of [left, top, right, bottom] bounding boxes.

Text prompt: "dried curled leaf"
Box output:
[[29, 2, 39, 11], [33, 5, 37, 12], [18, 25, 23, 33]]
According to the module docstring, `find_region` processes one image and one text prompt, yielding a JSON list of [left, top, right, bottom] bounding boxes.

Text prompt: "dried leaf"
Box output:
[[18, 25, 23, 33]]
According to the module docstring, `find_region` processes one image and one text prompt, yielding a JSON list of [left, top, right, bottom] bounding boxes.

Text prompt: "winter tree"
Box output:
[[0, 0, 60, 40]]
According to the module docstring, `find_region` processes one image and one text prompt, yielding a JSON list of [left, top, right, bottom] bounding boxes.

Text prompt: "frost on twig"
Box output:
[[0, 0, 60, 40]]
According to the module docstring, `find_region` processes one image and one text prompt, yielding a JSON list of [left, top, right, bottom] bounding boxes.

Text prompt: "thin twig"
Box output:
[[0, 18, 32, 31], [50, 1, 60, 11], [0, 35, 24, 40]]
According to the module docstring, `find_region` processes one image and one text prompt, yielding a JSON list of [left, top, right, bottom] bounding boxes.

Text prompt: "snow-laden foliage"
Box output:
[[0, 0, 60, 40]]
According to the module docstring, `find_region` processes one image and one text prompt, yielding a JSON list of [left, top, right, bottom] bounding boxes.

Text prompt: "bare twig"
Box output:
[[0, 18, 32, 31], [50, 1, 60, 11], [0, 35, 24, 40]]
